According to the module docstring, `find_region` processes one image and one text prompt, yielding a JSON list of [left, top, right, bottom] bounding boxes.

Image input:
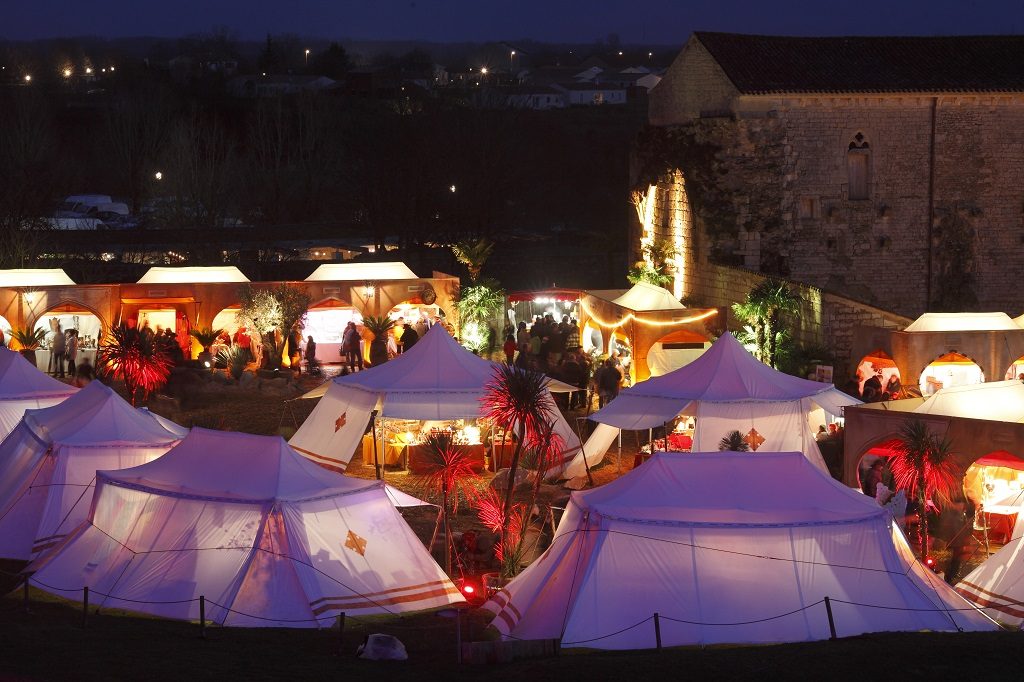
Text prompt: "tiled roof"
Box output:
[[695, 32, 1024, 94]]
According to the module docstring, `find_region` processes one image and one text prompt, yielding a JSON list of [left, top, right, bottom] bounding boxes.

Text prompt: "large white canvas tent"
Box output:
[[136, 266, 250, 284], [564, 332, 858, 479], [904, 312, 1020, 332], [486, 451, 996, 649], [609, 281, 686, 311], [304, 261, 418, 281], [290, 324, 581, 474], [28, 428, 464, 626], [0, 347, 77, 438], [0, 381, 186, 560], [0, 268, 75, 287]]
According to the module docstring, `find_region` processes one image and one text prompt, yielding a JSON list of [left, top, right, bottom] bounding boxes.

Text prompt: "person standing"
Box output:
[[502, 333, 516, 364], [400, 322, 419, 352], [596, 358, 621, 408], [65, 329, 79, 378], [305, 335, 318, 372], [51, 323, 66, 378], [342, 321, 363, 372]]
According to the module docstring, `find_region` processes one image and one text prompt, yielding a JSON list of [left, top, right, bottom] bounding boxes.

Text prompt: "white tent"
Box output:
[[28, 428, 464, 626], [136, 266, 249, 284], [957, 538, 1024, 625], [485, 451, 996, 649], [290, 324, 582, 475], [0, 381, 186, 560], [0, 268, 75, 287], [565, 332, 858, 478], [912, 379, 1024, 422], [305, 261, 417, 281], [904, 312, 1020, 332], [0, 347, 77, 439], [610, 282, 685, 311]]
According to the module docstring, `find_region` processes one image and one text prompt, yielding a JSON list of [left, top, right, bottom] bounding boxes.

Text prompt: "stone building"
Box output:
[[637, 32, 1024, 320]]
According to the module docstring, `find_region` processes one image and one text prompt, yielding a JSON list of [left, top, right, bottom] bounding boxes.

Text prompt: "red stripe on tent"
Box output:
[[310, 585, 462, 615], [956, 587, 1024, 619], [309, 579, 451, 607], [290, 446, 347, 472], [957, 580, 1024, 607], [32, 535, 66, 552], [496, 608, 518, 631]]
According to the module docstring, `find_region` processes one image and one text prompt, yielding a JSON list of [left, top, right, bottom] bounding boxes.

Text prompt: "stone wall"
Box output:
[[645, 41, 1024, 320], [682, 261, 912, 378]]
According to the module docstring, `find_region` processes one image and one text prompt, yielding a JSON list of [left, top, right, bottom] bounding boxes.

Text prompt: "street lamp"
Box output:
[[449, 184, 457, 193], [23, 74, 31, 83], [63, 68, 72, 78], [154, 171, 163, 181], [305, 49, 311, 66], [510, 50, 516, 70], [481, 67, 488, 75]]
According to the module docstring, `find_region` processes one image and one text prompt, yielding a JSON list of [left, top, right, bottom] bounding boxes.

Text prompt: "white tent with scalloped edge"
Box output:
[[290, 324, 581, 475], [0, 347, 77, 439], [564, 332, 859, 479], [28, 428, 464, 626], [485, 451, 996, 649], [0, 381, 185, 560]]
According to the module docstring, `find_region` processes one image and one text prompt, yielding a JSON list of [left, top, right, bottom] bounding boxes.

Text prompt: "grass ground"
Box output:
[[2, 367, 1017, 679]]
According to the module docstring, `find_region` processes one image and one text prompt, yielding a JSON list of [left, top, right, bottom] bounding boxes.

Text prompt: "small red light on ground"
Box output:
[[463, 585, 475, 594]]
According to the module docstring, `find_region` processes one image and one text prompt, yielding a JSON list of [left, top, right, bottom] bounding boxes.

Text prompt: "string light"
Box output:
[[581, 299, 717, 329]]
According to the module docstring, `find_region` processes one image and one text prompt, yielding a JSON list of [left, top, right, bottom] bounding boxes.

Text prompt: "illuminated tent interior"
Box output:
[[0, 381, 186, 561], [136, 266, 250, 284], [0, 347, 77, 438], [647, 329, 713, 377], [304, 261, 417, 281], [290, 324, 581, 476], [0, 269, 75, 287], [32, 303, 104, 372], [485, 451, 995, 649], [566, 332, 859, 479], [904, 312, 1020, 332], [856, 350, 901, 396], [28, 428, 463, 626], [919, 352, 985, 396]]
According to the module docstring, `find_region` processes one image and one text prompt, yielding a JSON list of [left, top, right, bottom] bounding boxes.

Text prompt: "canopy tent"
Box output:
[[0, 347, 77, 438], [610, 281, 686, 311], [289, 324, 581, 475], [912, 380, 1024, 422], [0, 381, 186, 560], [485, 451, 996, 649], [28, 428, 463, 626], [0, 268, 75, 287], [565, 332, 859, 478], [904, 312, 1019, 333], [305, 262, 417, 281], [136, 266, 249, 284]]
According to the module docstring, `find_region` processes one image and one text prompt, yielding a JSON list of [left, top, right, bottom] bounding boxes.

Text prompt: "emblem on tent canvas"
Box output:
[[335, 412, 347, 432], [744, 428, 765, 451], [344, 530, 367, 556]]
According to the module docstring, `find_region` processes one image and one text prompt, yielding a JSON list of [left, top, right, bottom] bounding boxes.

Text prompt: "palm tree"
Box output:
[[96, 323, 173, 405], [10, 327, 47, 366], [189, 327, 223, 367], [451, 238, 495, 283], [718, 430, 750, 452], [627, 238, 678, 288], [416, 432, 482, 574], [732, 279, 801, 368], [482, 364, 550, 529], [888, 419, 962, 559], [362, 315, 394, 367]]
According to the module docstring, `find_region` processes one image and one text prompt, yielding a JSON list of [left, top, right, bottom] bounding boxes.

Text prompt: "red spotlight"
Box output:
[[924, 556, 938, 572], [463, 584, 475, 595]]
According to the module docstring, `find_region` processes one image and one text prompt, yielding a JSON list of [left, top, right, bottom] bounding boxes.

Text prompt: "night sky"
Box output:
[[6, 0, 1024, 45]]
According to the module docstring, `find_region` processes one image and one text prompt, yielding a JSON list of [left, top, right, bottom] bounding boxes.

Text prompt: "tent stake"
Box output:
[[824, 596, 837, 640], [653, 611, 662, 650], [371, 414, 382, 481], [199, 595, 206, 639], [337, 612, 346, 654], [81, 586, 88, 629], [455, 608, 463, 664]]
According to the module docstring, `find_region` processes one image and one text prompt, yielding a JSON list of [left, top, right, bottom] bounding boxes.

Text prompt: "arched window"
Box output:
[[847, 132, 871, 200]]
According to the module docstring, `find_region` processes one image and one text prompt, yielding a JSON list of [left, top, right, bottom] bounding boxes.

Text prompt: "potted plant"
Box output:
[[11, 327, 47, 367], [718, 430, 750, 452], [362, 315, 394, 367], [217, 345, 248, 382], [189, 327, 223, 369]]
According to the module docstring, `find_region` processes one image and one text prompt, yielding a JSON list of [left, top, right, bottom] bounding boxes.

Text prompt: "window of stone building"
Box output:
[[847, 133, 871, 201], [798, 197, 817, 219]]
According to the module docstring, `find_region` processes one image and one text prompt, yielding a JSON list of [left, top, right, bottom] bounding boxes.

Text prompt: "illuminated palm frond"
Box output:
[[97, 323, 173, 405]]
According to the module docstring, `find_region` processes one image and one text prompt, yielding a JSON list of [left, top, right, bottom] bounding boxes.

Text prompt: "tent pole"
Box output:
[[371, 413, 382, 480], [617, 429, 622, 472]]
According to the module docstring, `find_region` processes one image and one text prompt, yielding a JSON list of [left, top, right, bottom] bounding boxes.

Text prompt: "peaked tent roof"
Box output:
[[0, 347, 77, 401], [958, 540, 1024, 625], [592, 332, 858, 429], [695, 32, 1024, 95], [610, 282, 685, 312], [0, 268, 75, 287], [108, 428, 364, 502], [486, 451, 996, 648], [23, 381, 186, 446], [913, 380, 1024, 423], [305, 262, 417, 281], [903, 312, 1020, 333], [136, 266, 249, 284]]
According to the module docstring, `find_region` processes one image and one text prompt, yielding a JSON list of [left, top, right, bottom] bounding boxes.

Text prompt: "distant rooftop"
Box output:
[[695, 32, 1024, 94]]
